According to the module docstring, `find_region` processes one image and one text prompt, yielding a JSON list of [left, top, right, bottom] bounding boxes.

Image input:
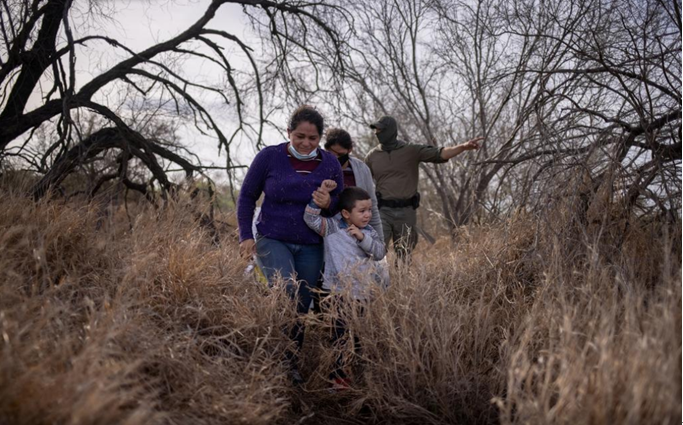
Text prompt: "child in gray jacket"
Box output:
[[304, 180, 388, 389], [304, 180, 388, 300]]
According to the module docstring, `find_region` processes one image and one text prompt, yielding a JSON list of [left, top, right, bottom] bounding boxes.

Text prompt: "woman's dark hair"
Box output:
[[338, 186, 371, 213], [324, 128, 354, 150], [288, 105, 324, 135]]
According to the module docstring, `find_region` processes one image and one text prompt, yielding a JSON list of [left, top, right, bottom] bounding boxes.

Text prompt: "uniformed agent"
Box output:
[[365, 115, 482, 260]]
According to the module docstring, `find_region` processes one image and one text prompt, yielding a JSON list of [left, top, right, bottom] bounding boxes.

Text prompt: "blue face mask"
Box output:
[[288, 143, 318, 160]]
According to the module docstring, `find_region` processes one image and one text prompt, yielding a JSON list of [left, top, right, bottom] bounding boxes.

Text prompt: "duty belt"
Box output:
[[376, 192, 420, 209]]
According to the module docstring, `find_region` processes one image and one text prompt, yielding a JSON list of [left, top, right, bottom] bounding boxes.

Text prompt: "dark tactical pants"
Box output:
[[379, 206, 418, 261]]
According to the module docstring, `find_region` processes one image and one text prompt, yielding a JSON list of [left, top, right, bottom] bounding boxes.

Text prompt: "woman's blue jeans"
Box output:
[[255, 236, 324, 363]]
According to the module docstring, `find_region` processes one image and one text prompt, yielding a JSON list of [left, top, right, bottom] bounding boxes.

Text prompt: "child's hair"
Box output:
[[288, 105, 324, 135], [338, 186, 371, 213], [324, 128, 353, 150]]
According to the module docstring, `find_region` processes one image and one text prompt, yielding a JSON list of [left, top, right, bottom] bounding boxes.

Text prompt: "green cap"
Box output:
[[370, 116, 396, 130]]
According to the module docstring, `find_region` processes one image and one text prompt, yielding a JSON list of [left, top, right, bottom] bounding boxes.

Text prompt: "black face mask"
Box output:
[[337, 153, 350, 165], [373, 116, 404, 151]]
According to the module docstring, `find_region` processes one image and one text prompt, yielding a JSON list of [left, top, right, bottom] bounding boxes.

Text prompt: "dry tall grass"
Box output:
[[0, 184, 680, 424]]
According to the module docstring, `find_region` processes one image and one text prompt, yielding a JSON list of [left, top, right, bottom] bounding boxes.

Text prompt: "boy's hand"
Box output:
[[312, 179, 337, 208], [347, 224, 364, 241], [320, 179, 337, 193]]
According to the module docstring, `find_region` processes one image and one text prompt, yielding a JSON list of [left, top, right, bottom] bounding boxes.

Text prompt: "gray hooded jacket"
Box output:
[[345, 156, 384, 241]]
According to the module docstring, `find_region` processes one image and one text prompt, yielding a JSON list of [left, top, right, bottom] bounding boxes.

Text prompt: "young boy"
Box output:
[[304, 180, 388, 390], [304, 180, 388, 298]]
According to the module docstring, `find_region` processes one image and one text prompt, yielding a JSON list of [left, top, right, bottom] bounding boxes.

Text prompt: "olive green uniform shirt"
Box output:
[[365, 143, 446, 200]]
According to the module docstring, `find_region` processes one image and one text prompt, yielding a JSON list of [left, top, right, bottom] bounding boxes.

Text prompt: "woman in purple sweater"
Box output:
[[237, 105, 343, 383]]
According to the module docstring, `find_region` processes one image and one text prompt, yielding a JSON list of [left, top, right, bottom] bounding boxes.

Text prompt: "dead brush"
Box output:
[[493, 206, 682, 425], [298, 214, 540, 424], [293, 209, 680, 425], [0, 186, 679, 424], [0, 190, 298, 425], [495, 250, 680, 423]]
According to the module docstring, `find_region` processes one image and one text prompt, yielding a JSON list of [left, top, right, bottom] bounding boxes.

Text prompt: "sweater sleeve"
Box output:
[[352, 159, 384, 241], [368, 191, 384, 241], [237, 149, 270, 242], [357, 227, 386, 261], [304, 201, 337, 237]]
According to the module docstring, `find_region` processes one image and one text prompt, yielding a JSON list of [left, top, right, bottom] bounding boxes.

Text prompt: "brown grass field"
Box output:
[[0, 181, 680, 424]]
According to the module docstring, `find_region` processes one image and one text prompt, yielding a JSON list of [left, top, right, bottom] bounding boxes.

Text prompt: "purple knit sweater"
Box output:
[[238, 142, 344, 245]]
